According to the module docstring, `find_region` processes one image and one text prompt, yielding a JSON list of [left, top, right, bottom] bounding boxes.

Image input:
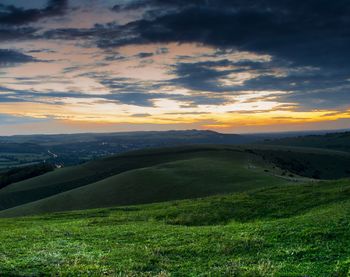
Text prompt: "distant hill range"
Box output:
[[0, 130, 248, 144], [0, 129, 349, 169], [0, 130, 258, 167], [263, 131, 350, 152]]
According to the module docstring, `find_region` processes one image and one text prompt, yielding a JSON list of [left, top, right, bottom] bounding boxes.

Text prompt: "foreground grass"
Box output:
[[1, 180, 350, 276]]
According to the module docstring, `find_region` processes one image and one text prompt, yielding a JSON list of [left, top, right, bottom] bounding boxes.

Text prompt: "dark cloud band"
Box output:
[[0, 0, 68, 25]]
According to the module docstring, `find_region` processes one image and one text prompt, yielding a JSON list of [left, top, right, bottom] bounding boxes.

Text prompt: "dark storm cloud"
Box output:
[[90, 75, 229, 106], [0, 66, 230, 107], [0, 0, 68, 25], [169, 60, 237, 92], [241, 70, 350, 92], [234, 67, 350, 110], [135, 52, 154, 58], [98, 76, 162, 91], [0, 86, 91, 104], [0, 49, 40, 66], [104, 54, 127, 62], [282, 87, 350, 110], [102, 0, 350, 88], [0, 26, 38, 42], [27, 49, 56, 53], [4, 0, 350, 71], [1, 0, 349, 111], [111, 0, 204, 12], [103, 92, 164, 106], [168, 59, 278, 93], [104, 92, 228, 107]]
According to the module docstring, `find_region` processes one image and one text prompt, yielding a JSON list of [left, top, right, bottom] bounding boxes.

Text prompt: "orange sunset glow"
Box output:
[[1, 0, 349, 134]]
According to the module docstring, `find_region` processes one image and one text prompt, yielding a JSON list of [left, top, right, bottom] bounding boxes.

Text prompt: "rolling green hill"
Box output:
[[247, 145, 350, 179], [0, 163, 54, 190], [264, 131, 350, 152], [1, 141, 350, 275], [0, 146, 237, 211], [1, 179, 350, 275], [2, 144, 350, 216], [0, 148, 294, 217]]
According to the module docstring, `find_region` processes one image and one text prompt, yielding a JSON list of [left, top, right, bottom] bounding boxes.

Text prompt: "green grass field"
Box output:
[[0, 148, 294, 217], [1, 142, 350, 276], [247, 145, 350, 179], [263, 131, 350, 153], [1, 146, 243, 211], [3, 144, 348, 216], [1, 180, 350, 276]]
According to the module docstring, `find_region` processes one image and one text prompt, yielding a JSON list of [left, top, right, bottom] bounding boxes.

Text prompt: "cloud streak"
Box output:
[[0, 49, 42, 66], [0, 0, 68, 25], [0, 0, 349, 133]]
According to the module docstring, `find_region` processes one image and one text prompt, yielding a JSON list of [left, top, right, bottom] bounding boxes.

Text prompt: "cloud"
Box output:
[[0, 0, 68, 25], [0, 86, 95, 104], [27, 48, 56, 53], [0, 113, 45, 125], [135, 52, 154, 58], [0, 26, 38, 42], [131, 113, 152, 117], [1, 0, 350, 117], [104, 92, 165, 107], [0, 49, 40, 66], [105, 0, 350, 70], [169, 60, 238, 92]]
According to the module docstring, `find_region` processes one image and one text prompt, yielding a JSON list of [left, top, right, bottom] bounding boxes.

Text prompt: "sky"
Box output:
[[0, 0, 350, 135]]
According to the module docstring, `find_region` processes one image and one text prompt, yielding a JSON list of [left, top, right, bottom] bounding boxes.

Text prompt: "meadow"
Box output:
[[1, 180, 350, 276], [1, 133, 350, 276]]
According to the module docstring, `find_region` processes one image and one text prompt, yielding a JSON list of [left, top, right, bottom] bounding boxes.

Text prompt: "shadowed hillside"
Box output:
[[264, 131, 350, 152], [2, 144, 350, 216], [0, 146, 293, 217]]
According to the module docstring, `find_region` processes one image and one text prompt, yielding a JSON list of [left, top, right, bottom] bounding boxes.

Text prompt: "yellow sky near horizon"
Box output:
[[2, 41, 346, 132]]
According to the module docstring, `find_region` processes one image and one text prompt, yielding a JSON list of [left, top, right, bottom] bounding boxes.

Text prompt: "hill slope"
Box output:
[[0, 149, 293, 217], [1, 179, 350, 275], [247, 145, 350, 179], [0, 146, 238, 211], [264, 131, 350, 152], [3, 144, 350, 215]]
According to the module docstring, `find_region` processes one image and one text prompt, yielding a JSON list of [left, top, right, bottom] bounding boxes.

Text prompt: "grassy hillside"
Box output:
[[3, 144, 350, 214], [0, 149, 293, 217], [247, 145, 350, 179], [264, 131, 350, 152], [0, 146, 239, 211], [1, 180, 350, 276], [0, 163, 54, 190]]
